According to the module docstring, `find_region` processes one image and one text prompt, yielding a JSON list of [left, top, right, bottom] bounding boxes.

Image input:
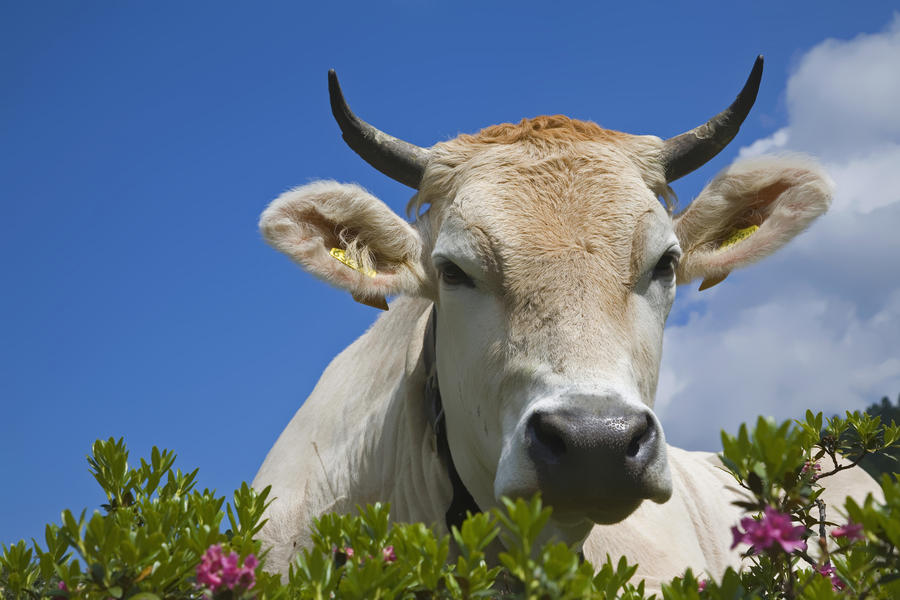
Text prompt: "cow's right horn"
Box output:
[[328, 70, 430, 190], [661, 56, 764, 182]]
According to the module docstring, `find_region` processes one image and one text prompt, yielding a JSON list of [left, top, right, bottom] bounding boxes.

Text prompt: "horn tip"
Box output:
[[740, 55, 764, 108], [328, 69, 340, 93], [751, 55, 764, 79], [328, 69, 349, 123], [745, 56, 764, 93]]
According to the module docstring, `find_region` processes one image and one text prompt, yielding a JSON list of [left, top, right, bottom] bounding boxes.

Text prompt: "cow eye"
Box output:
[[652, 253, 678, 282], [437, 261, 474, 287]]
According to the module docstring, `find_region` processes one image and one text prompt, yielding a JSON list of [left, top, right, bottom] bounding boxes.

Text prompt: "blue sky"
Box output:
[[2, 1, 898, 545]]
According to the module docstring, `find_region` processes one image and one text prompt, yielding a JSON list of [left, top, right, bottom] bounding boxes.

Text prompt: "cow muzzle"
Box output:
[[521, 393, 672, 524]]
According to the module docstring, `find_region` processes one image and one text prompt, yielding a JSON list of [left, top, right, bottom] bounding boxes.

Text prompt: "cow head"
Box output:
[[259, 59, 831, 545]]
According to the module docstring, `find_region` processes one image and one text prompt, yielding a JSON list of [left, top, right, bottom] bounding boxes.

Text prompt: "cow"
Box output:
[[252, 58, 881, 583]]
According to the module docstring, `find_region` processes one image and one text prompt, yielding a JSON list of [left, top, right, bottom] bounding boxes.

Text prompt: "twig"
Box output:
[[816, 450, 869, 482], [312, 441, 338, 503], [816, 499, 828, 561]]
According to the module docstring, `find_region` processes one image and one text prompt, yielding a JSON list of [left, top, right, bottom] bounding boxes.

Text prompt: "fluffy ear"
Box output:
[[259, 180, 427, 309], [674, 156, 832, 290]]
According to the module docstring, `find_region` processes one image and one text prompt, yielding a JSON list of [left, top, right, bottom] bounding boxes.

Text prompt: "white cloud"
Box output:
[[658, 17, 900, 450], [786, 14, 900, 159], [827, 145, 900, 214], [737, 128, 789, 159], [659, 288, 900, 450]]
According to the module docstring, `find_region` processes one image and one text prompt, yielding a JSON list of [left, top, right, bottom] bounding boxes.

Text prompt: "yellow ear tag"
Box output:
[[330, 247, 388, 311], [699, 225, 759, 291], [330, 247, 377, 278], [718, 224, 759, 250]]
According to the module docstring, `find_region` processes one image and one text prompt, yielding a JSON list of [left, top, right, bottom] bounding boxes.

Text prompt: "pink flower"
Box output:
[[196, 544, 257, 593], [730, 506, 808, 554], [697, 578, 707, 592], [801, 460, 821, 476], [220, 551, 240, 589], [831, 521, 864, 541], [197, 545, 224, 590], [816, 563, 846, 591], [238, 555, 257, 590], [382, 545, 396, 563]]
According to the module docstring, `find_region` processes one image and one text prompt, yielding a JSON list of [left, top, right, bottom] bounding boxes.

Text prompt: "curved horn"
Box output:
[[662, 56, 764, 182], [328, 69, 430, 189]]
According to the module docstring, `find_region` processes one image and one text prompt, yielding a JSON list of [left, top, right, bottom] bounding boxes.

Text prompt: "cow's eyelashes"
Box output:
[[652, 252, 679, 282], [436, 261, 475, 287]]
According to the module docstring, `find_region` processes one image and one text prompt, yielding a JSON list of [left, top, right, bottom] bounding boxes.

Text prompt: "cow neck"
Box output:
[[422, 304, 482, 532]]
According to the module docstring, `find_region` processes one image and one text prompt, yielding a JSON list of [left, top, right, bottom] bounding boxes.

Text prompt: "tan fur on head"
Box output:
[[259, 180, 428, 302], [463, 115, 629, 146], [675, 155, 832, 285], [408, 116, 670, 219]]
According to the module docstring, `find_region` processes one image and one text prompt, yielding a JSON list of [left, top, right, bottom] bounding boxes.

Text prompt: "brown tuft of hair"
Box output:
[[460, 115, 626, 147]]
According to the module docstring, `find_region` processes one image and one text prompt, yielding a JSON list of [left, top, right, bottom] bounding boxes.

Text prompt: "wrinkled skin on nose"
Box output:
[[524, 395, 670, 523]]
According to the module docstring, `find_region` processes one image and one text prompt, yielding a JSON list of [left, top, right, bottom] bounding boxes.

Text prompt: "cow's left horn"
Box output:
[[661, 56, 764, 182], [328, 70, 430, 189]]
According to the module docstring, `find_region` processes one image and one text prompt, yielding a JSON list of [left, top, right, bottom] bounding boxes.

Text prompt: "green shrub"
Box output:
[[1, 410, 898, 599], [0, 438, 282, 599]]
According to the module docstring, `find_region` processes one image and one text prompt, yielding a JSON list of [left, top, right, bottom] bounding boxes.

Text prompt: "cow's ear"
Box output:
[[673, 156, 831, 290], [260, 181, 427, 309]]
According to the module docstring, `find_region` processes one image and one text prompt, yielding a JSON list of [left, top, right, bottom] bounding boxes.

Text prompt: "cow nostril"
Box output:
[[528, 412, 567, 458], [626, 414, 653, 458], [626, 436, 640, 458]]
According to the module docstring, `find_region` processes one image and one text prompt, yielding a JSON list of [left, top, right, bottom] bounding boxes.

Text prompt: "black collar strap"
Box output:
[[422, 305, 482, 532]]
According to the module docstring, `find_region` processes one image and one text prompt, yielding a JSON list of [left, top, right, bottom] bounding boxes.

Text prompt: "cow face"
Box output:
[[259, 67, 831, 545], [421, 125, 678, 534]]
